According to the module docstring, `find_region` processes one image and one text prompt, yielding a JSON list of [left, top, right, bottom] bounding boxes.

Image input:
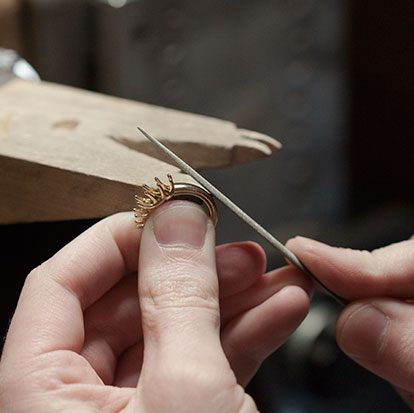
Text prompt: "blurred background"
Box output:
[[1, 0, 413, 411]]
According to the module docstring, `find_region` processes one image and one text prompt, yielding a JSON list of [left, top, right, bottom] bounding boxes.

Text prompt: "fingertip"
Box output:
[[103, 212, 143, 272], [251, 285, 311, 337], [277, 285, 310, 325], [217, 241, 266, 269], [285, 235, 312, 249], [336, 302, 389, 363], [336, 301, 360, 337], [239, 241, 267, 272], [286, 237, 360, 300], [285, 235, 307, 247], [285, 236, 329, 269], [286, 236, 333, 257], [334, 299, 414, 392], [216, 241, 266, 297]]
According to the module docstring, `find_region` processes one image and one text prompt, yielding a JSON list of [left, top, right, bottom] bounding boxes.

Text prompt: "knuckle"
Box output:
[[20, 261, 52, 298], [141, 259, 218, 312], [24, 265, 41, 284], [21, 266, 43, 293], [24, 260, 51, 285], [142, 361, 236, 406]]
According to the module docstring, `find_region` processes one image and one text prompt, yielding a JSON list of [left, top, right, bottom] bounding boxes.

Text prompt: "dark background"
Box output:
[[1, 1, 413, 411], [350, 1, 414, 215]]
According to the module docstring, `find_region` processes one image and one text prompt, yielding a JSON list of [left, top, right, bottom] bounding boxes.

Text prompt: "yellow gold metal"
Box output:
[[134, 174, 218, 228]]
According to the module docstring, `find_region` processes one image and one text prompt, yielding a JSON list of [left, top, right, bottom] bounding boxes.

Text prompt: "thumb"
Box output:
[[136, 201, 230, 385], [336, 298, 414, 395], [286, 236, 414, 400]]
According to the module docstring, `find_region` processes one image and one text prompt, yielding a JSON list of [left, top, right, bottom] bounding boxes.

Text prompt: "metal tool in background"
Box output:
[[138, 127, 347, 306], [0, 48, 40, 85]]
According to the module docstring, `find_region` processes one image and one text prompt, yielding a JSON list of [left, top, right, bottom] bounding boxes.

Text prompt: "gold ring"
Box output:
[[134, 174, 218, 228]]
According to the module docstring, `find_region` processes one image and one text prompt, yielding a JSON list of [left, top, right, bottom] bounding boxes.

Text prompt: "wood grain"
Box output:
[[0, 79, 280, 223]]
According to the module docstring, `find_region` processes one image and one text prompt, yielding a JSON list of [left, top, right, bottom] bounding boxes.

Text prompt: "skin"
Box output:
[[0, 201, 312, 412], [286, 236, 414, 409]]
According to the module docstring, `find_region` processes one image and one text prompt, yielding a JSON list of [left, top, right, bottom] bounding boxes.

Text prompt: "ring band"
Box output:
[[134, 174, 218, 228]]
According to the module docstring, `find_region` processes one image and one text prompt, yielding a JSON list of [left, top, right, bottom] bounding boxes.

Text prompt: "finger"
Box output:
[[137, 201, 230, 377], [394, 386, 414, 409], [216, 241, 266, 298], [221, 266, 313, 325], [113, 342, 144, 388], [2, 212, 141, 365], [79, 240, 265, 385], [81, 274, 141, 384], [286, 236, 414, 300], [222, 285, 309, 386], [336, 298, 414, 393]]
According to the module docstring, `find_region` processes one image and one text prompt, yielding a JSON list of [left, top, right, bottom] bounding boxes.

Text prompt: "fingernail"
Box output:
[[339, 304, 389, 362], [152, 201, 208, 249]]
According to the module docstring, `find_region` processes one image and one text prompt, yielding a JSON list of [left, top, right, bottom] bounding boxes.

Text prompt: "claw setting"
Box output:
[[134, 174, 175, 228]]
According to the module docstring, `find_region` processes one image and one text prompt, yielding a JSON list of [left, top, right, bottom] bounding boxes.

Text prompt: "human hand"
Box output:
[[286, 236, 414, 408], [0, 201, 311, 412]]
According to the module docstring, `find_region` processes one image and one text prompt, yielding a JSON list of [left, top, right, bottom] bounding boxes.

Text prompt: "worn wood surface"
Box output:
[[0, 79, 280, 224]]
